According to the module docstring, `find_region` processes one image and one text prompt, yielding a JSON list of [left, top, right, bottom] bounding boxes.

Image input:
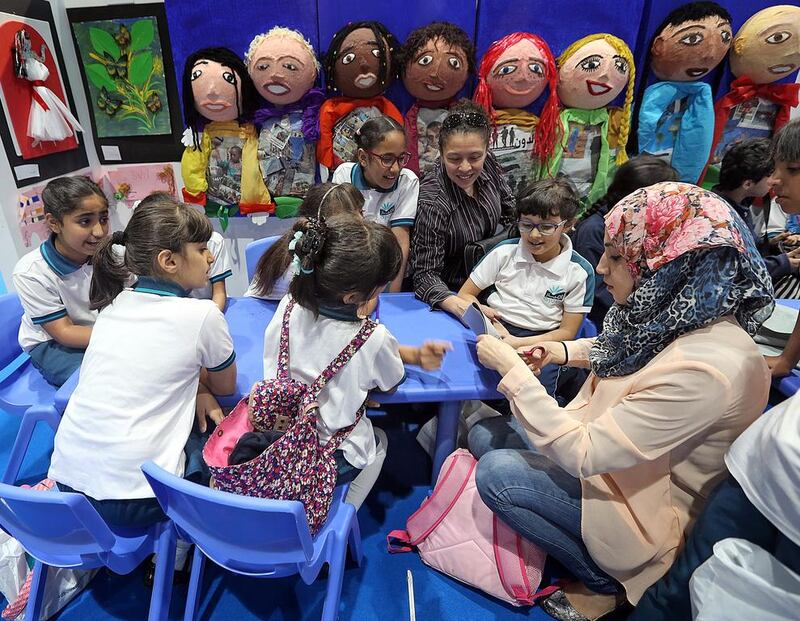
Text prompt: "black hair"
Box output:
[[718, 138, 774, 191], [354, 115, 404, 151], [439, 99, 491, 150], [289, 214, 402, 317], [42, 176, 108, 221], [323, 21, 399, 93], [399, 22, 476, 77], [251, 183, 366, 298], [182, 47, 258, 149], [578, 154, 678, 221], [774, 119, 800, 164], [517, 177, 580, 220], [90, 196, 213, 310]]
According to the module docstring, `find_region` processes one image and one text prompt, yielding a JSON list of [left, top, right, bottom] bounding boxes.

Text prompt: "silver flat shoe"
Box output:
[[540, 590, 591, 621]]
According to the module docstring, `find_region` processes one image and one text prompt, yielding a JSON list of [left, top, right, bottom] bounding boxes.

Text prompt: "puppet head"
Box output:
[[324, 21, 398, 98], [730, 5, 800, 84], [399, 22, 474, 105], [245, 27, 319, 106], [650, 2, 732, 82], [474, 32, 560, 163]]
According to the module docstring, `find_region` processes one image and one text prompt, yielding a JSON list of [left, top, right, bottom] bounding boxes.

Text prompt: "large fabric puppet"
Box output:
[[473, 32, 560, 195], [546, 33, 635, 208], [704, 5, 800, 185], [181, 47, 272, 219], [317, 21, 404, 176], [246, 27, 324, 216], [400, 22, 474, 178], [637, 2, 733, 183]]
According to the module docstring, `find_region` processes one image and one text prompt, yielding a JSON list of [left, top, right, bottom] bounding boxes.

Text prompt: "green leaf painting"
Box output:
[[72, 16, 171, 138]]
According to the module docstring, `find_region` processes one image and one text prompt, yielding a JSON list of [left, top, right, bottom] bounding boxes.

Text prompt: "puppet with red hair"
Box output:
[[473, 32, 561, 194]]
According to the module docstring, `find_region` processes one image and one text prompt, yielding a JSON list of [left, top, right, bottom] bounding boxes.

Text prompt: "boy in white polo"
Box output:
[[188, 230, 232, 310], [458, 178, 594, 395]]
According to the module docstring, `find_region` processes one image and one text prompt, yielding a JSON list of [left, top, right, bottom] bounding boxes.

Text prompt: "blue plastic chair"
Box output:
[[0, 294, 57, 416], [0, 482, 176, 621], [141, 462, 362, 621], [244, 235, 281, 282], [577, 317, 599, 339]]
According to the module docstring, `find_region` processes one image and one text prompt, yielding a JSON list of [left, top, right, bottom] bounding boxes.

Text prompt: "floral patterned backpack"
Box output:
[[203, 297, 376, 534]]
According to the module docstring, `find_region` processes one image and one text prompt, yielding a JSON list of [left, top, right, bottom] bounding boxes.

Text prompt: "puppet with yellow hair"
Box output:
[[543, 33, 635, 209]]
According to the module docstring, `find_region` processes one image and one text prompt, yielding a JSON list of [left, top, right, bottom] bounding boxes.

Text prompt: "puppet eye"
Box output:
[[766, 31, 791, 44], [497, 64, 517, 76], [579, 56, 601, 72], [341, 52, 356, 65], [448, 57, 462, 70], [222, 71, 236, 84], [191, 69, 202, 80], [371, 48, 380, 58], [256, 62, 269, 71], [528, 62, 544, 76], [721, 30, 732, 44], [614, 58, 629, 74], [418, 54, 433, 66], [283, 62, 297, 71], [680, 32, 703, 46]]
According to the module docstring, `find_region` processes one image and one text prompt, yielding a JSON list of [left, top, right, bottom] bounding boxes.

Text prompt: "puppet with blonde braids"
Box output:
[[247, 27, 324, 216], [473, 32, 560, 194], [637, 2, 732, 184], [703, 5, 800, 185], [317, 21, 403, 176], [546, 33, 634, 208]]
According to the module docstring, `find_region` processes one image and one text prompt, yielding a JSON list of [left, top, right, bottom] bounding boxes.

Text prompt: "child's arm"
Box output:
[[399, 341, 453, 370], [494, 312, 585, 349], [767, 313, 800, 377], [211, 280, 227, 312], [457, 278, 502, 321], [389, 226, 410, 292], [200, 363, 237, 396], [42, 317, 92, 349], [195, 381, 224, 433]]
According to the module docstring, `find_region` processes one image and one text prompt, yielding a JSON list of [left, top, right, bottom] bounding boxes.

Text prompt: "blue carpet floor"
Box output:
[[0, 406, 630, 620]]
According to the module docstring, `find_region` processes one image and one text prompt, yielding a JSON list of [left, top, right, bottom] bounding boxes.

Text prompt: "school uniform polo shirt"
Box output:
[[12, 235, 98, 351], [189, 231, 233, 300], [331, 162, 419, 228], [48, 277, 236, 500], [470, 235, 595, 332]]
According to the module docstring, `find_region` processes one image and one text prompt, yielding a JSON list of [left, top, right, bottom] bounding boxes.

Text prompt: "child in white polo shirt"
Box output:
[[12, 176, 109, 386], [458, 177, 594, 395], [49, 197, 236, 530], [332, 116, 419, 291]]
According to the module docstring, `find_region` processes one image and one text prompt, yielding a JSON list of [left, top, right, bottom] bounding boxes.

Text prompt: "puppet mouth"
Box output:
[[769, 64, 796, 75], [355, 73, 378, 88], [202, 102, 230, 112], [265, 82, 290, 95], [586, 81, 612, 96], [686, 68, 708, 78], [423, 81, 444, 92], [506, 83, 538, 95]]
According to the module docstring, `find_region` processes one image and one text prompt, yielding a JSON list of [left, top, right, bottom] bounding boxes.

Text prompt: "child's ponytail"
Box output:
[[90, 231, 129, 310]]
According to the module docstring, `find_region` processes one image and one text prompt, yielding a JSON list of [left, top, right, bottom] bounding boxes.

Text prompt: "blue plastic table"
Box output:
[[773, 299, 800, 398], [223, 294, 502, 481]]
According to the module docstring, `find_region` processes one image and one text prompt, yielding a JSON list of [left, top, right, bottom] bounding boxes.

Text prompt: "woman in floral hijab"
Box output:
[[471, 182, 773, 621]]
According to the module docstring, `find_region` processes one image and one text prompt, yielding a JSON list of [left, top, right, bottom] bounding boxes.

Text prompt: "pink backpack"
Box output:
[[387, 449, 556, 606], [204, 297, 375, 535]]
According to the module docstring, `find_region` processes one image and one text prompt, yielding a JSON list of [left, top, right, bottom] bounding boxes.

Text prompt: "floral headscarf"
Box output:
[[590, 182, 773, 378]]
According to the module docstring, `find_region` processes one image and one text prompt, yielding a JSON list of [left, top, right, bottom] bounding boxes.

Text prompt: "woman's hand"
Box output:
[[440, 295, 471, 318], [519, 341, 566, 375], [476, 335, 527, 376], [766, 354, 794, 378]]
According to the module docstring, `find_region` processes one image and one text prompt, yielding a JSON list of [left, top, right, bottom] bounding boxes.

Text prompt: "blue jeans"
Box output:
[[630, 476, 800, 620], [470, 420, 618, 594], [28, 340, 84, 387]]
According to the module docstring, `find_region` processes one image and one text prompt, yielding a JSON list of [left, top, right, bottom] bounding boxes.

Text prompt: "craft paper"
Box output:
[[102, 163, 177, 207], [17, 185, 50, 247]]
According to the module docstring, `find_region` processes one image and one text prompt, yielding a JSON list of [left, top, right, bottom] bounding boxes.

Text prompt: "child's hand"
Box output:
[[766, 354, 794, 378], [418, 341, 453, 370], [492, 320, 523, 348], [479, 304, 502, 321], [196, 391, 224, 433]]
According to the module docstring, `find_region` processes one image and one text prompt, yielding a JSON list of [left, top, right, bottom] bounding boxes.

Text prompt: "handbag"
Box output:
[[463, 225, 520, 275]]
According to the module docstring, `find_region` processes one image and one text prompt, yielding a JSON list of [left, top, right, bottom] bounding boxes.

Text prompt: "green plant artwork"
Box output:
[[72, 17, 171, 138]]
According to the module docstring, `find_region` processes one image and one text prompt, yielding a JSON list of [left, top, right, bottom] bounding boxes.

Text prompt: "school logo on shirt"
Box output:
[[379, 202, 396, 217], [544, 285, 566, 306]]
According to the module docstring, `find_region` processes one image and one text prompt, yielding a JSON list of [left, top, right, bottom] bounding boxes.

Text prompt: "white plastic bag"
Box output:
[[0, 532, 28, 607], [416, 400, 502, 457], [690, 538, 800, 621]]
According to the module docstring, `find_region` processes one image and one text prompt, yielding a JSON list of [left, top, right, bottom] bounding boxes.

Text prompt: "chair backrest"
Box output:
[[142, 462, 315, 573], [0, 483, 115, 567], [245, 235, 282, 282], [577, 317, 598, 339], [0, 294, 24, 370]]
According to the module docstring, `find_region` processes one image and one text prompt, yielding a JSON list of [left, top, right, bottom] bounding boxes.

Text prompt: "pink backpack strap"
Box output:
[[494, 516, 534, 605], [276, 298, 296, 379], [386, 450, 475, 553]]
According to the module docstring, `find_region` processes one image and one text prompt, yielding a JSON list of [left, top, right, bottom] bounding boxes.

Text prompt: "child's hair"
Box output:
[[399, 22, 475, 76], [42, 176, 108, 221], [324, 21, 399, 94], [251, 183, 365, 298], [439, 99, 491, 150], [90, 196, 213, 310], [289, 214, 402, 316], [718, 138, 774, 191], [517, 177, 580, 221], [579, 154, 678, 221], [355, 116, 404, 152], [774, 119, 800, 164]]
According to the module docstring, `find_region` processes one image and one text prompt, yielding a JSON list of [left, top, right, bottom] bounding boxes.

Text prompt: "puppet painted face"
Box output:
[[557, 39, 630, 109], [334, 27, 393, 98], [248, 34, 317, 105], [651, 15, 732, 81], [486, 38, 548, 108], [730, 5, 800, 84], [190, 59, 242, 122], [403, 36, 468, 103]]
